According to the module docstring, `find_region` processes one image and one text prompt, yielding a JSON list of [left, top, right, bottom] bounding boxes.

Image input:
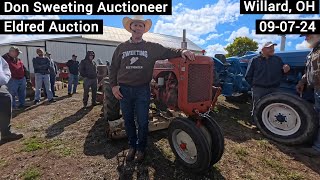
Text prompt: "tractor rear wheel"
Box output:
[[103, 77, 121, 121], [202, 114, 225, 165], [254, 92, 318, 145], [168, 117, 211, 173]]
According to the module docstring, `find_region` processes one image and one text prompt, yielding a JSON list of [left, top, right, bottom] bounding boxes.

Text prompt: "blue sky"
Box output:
[[0, 0, 319, 55]]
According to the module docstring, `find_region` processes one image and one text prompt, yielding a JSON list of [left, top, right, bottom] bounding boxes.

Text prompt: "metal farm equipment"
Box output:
[[213, 50, 319, 145], [102, 56, 224, 173]]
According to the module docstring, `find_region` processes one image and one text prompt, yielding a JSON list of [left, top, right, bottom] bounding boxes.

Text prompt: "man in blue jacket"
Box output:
[[66, 54, 79, 96], [245, 42, 290, 118], [32, 48, 56, 104]]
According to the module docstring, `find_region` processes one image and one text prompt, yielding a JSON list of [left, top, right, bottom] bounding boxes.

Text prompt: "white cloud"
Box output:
[[206, 33, 223, 41], [154, 0, 241, 47], [262, 14, 301, 20], [296, 41, 312, 50], [0, 15, 64, 44], [287, 41, 292, 46], [226, 27, 250, 42], [263, 14, 320, 20], [225, 26, 297, 51], [188, 34, 206, 45], [205, 43, 227, 56]]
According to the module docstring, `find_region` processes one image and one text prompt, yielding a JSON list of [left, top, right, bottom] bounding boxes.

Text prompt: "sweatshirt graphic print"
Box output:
[[110, 40, 183, 87]]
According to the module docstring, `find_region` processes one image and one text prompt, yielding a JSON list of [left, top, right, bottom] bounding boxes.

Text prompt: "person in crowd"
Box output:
[[2, 46, 29, 109], [245, 42, 290, 122], [66, 54, 80, 96], [46, 52, 58, 97], [296, 34, 320, 156], [32, 48, 55, 104], [0, 56, 23, 143], [79, 51, 98, 107]]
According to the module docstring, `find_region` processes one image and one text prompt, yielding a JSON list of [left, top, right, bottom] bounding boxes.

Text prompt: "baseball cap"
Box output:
[[9, 46, 22, 53], [72, 54, 77, 57], [262, 42, 277, 48], [46, 51, 51, 55]]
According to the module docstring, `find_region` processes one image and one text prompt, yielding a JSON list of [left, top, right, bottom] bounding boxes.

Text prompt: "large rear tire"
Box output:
[[103, 77, 121, 121], [253, 92, 318, 145], [168, 117, 211, 173]]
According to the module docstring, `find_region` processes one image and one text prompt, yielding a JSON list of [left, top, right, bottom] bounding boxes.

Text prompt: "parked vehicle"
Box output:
[[214, 50, 319, 145], [102, 56, 224, 173]]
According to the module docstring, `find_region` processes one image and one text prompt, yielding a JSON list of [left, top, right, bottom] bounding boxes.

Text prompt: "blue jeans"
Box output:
[[7, 77, 26, 108], [313, 90, 320, 152], [251, 86, 279, 116], [68, 74, 78, 94], [119, 84, 150, 152], [0, 85, 12, 136], [35, 73, 53, 101]]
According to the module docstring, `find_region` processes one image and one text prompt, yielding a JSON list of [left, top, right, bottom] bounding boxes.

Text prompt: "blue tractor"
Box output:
[[213, 50, 319, 145]]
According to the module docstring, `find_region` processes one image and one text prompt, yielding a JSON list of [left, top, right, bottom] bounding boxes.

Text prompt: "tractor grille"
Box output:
[[188, 64, 211, 103]]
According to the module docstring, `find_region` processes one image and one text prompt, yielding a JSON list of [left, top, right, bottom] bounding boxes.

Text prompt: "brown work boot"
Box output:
[[126, 148, 136, 162], [1, 132, 23, 142], [135, 151, 145, 163]]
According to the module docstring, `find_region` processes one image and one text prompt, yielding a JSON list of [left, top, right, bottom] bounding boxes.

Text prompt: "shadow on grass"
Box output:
[[83, 117, 225, 180], [45, 106, 93, 139]]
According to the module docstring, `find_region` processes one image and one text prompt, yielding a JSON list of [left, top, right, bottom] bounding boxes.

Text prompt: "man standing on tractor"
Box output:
[[109, 15, 195, 162], [296, 34, 320, 156], [245, 42, 290, 122]]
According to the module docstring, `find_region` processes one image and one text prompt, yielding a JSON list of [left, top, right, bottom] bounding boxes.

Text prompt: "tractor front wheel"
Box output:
[[201, 114, 225, 165], [168, 117, 211, 173]]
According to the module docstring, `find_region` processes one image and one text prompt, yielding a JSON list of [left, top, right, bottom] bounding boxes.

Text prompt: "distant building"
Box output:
[[0, 26, 203, 74]]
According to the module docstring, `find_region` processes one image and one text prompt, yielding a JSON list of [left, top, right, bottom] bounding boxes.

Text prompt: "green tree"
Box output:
[[225, 37, 258, 57]]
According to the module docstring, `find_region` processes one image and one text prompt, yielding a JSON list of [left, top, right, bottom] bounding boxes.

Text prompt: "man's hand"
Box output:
[[296, 82, 305, 94], [283, 64, 290, 73], [181, 50, 195, 61], [112, 86, 123, 100]]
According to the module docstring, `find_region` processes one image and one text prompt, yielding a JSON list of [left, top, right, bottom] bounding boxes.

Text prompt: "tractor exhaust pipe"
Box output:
[[181, 29, 187, 49]]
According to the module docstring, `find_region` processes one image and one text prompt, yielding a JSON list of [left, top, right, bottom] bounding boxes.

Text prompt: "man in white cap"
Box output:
[[296, 34, 320, 156], [109, 15, 195, 162], [245, 42, 290, 122]]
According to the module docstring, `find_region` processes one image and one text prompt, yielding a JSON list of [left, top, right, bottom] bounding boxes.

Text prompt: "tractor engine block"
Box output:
[[151, 72, 178, 110]]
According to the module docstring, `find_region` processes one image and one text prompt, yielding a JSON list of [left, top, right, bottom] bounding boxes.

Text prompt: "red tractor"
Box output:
[[102, 55, 224, 172]]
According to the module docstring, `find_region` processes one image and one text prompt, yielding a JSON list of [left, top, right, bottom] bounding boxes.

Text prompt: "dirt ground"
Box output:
[[0, 86, 320, 180]]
